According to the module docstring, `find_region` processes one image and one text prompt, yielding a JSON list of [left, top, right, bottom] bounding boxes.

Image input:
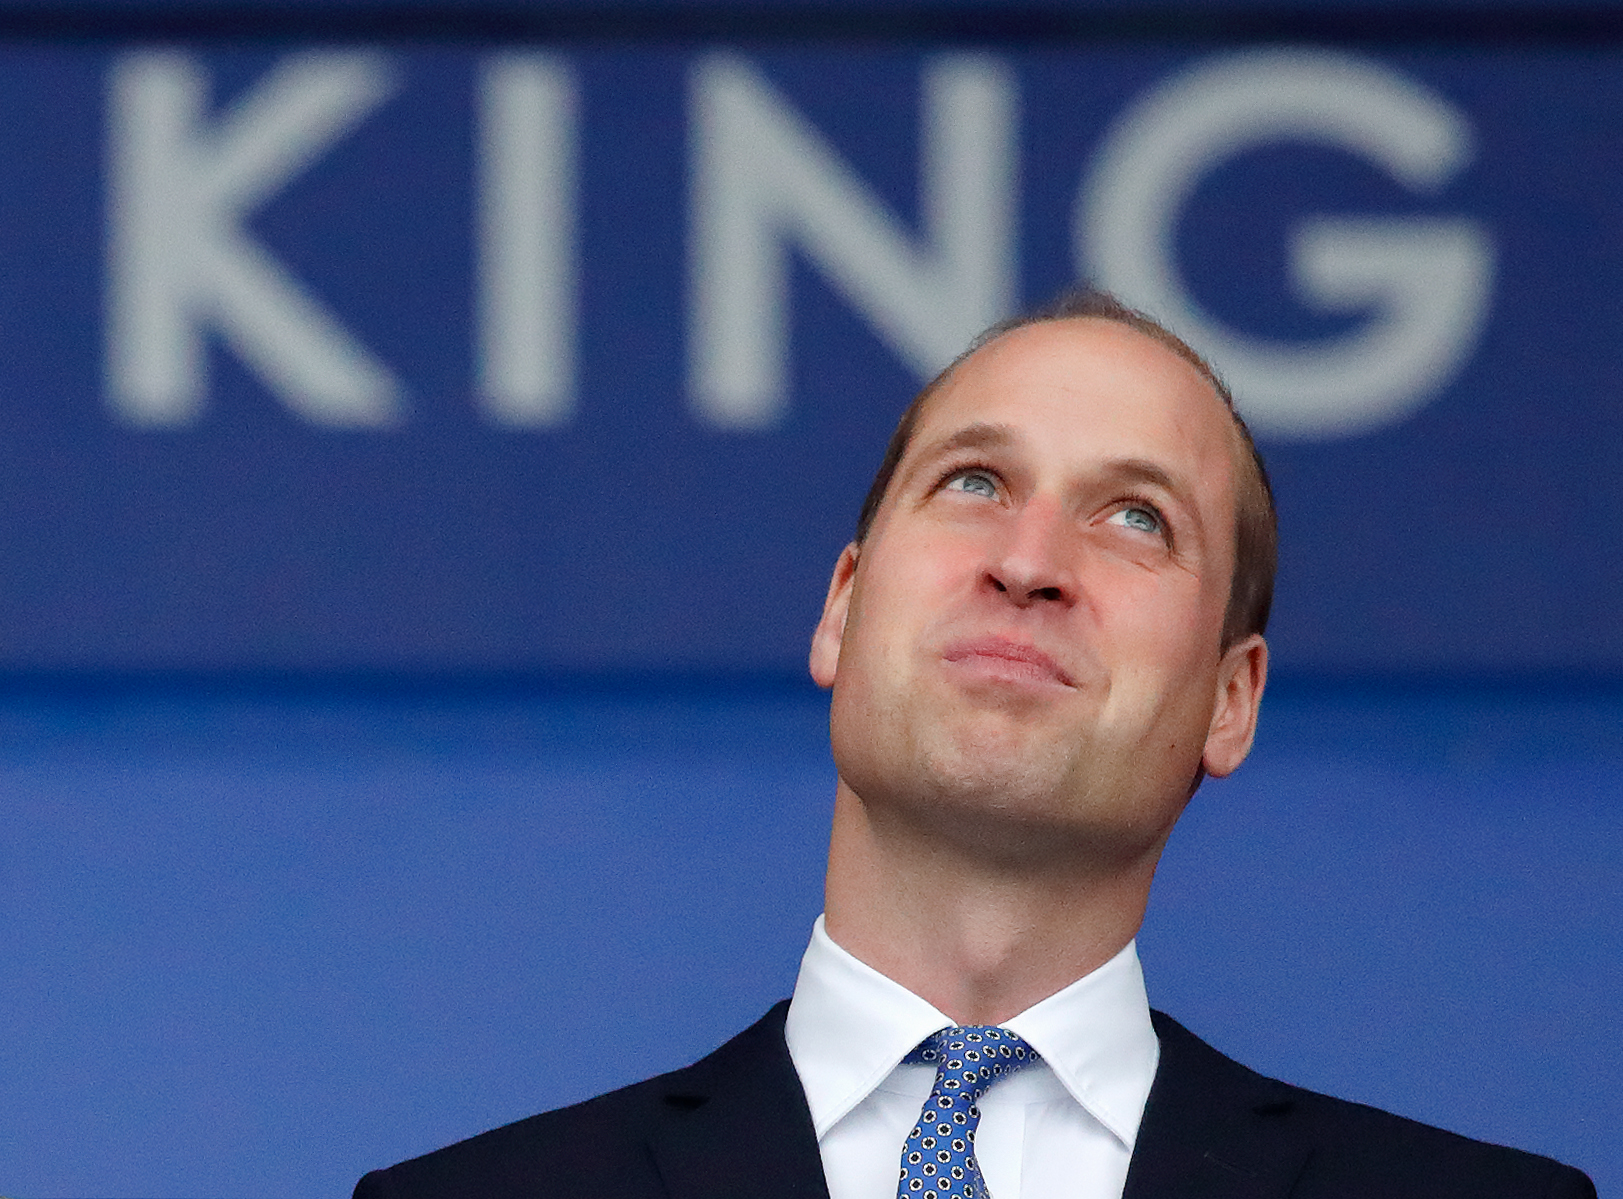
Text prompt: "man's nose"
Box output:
[[986, 496, 1074, 606]]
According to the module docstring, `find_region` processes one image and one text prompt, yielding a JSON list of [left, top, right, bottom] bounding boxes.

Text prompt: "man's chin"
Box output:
[[928, 714, 1081, 778], [893, 738, 1181, 864], [893, 784, 1164, 874]]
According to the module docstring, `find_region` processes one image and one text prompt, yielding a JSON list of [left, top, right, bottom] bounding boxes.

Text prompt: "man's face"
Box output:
[[810, 317, 1266, 868]]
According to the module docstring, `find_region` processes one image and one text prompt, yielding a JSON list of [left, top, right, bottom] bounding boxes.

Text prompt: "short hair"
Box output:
[[853, 288, 1278, 649]]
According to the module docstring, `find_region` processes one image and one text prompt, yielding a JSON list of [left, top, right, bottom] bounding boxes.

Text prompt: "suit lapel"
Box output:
[[647, 1002, 832, 1199], [1122, 1012, 1312, 1199], [640, 1003, 1310, 1199]]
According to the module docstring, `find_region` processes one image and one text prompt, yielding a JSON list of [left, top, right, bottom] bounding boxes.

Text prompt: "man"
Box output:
[[355, 291, 1595, 1199]]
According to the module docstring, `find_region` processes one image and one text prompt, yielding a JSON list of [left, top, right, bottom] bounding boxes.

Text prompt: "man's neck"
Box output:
[[821, 785, 1159, 1025]]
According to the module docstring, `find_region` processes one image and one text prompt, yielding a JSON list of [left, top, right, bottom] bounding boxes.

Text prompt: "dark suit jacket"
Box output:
[[355, 1003, 1595, 1199]]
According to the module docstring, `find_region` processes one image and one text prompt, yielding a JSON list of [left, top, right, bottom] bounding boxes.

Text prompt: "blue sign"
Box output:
[[0, 43, 1619, 675]]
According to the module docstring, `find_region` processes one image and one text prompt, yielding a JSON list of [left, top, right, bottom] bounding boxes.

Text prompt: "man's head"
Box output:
[[855, 290, 1276, 650], [810, 291, 1272, 872]]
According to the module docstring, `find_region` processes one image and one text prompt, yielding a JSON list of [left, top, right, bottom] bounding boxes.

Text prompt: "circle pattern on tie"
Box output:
[[896, 1026, 1036, 1199]]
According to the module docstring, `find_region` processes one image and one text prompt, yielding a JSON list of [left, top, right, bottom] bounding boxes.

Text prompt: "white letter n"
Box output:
[[689, 54, 1017, 429], [106, 51, 403, 427]]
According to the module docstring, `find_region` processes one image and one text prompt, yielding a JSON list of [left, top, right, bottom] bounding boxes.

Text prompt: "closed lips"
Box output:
[[941, 639, 1075, 687]]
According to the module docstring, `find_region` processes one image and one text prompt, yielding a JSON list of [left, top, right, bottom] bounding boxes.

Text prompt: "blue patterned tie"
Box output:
[[896, 1026, 1037, 1199]]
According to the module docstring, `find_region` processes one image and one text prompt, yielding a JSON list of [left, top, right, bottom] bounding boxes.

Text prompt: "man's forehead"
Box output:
[[946, 317, 1219, 404], [912, 317, 1238, 468]]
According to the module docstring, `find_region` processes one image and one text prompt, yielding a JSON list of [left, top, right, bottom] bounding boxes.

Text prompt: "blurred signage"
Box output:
[[0, 44, 1617, 674]]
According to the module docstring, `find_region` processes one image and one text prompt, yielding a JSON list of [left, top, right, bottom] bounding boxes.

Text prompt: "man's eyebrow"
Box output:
[[900, 423, 1015, 480], [909, 431, 1186, 501], [1105, 457, 1210, 545], [890, 423, 1016, 497], [1101, 457, 1181, 497]]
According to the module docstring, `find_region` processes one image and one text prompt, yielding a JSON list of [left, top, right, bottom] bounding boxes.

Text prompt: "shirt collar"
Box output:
[[784, 916, 1159, 1148]]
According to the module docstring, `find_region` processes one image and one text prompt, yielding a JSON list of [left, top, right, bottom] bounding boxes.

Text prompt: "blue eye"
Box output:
[[946, 471, 998, 499], [1109, 505, 1162, 535]]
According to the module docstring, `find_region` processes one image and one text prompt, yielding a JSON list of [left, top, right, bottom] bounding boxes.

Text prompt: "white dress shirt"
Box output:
[[785, 917, 1159, 1199]]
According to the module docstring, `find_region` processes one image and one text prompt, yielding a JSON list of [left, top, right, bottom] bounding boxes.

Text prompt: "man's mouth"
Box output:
[[941, 637, 1076, 688]]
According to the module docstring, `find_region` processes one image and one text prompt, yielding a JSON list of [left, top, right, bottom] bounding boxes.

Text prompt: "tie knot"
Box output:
[[907, 1026, 1036, 1100]]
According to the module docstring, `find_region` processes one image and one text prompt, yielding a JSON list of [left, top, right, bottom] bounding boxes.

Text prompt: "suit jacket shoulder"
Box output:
[[353, 1002, 828, 1199], [1128, 1010, 1596, 1199]]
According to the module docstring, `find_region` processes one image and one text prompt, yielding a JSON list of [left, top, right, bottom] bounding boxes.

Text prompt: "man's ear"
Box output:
[[1202, 633, 1268, 778], [809, 543, 860, 689]]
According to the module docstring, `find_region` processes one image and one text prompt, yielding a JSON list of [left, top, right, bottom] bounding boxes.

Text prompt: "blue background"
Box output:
[[1, 5, 1620, 1197]]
